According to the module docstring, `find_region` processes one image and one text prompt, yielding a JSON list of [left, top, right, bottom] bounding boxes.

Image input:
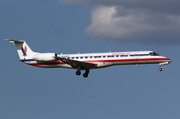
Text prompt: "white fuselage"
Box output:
[[21, 51, 171, 69], [7, 39, 172, 78]]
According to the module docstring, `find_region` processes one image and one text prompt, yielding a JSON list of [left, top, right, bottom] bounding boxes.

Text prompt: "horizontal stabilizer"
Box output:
[[5, 39, 24, 44]]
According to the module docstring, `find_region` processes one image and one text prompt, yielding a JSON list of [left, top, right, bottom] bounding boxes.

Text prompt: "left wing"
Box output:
[[55, 56, 97, 69]]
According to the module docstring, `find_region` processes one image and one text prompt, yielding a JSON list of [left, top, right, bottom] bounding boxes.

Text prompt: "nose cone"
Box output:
[[166, 57, 172, 62], [168, 58, 172, 62]]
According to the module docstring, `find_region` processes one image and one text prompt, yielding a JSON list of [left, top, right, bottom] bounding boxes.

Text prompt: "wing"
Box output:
[[55, 56, 97, 69]]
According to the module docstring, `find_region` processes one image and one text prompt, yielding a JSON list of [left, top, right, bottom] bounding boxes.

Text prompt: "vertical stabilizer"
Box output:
[[6, 39, 35, 59]]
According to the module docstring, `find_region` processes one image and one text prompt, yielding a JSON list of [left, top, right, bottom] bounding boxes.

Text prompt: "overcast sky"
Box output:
[[1, 0, 180, 119]]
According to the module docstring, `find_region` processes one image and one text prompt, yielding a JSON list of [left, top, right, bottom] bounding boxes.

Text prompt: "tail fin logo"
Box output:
[[21, 46, 27, 56]]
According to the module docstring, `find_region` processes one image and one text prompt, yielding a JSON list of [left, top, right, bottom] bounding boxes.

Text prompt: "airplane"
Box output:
[[6, 39, 172, 78]]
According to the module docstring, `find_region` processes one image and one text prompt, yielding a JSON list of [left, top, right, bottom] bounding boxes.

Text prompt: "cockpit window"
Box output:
[[149, 52, 159, 56]]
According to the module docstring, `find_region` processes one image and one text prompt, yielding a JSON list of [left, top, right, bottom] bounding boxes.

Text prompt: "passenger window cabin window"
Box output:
[[121, 55, 127, 57], [139, 54, 149, 56], [108, 55, 114, 58], [95, 56, 101, 58], [76, 57, 79, 59], [130, 54, 139, 56]]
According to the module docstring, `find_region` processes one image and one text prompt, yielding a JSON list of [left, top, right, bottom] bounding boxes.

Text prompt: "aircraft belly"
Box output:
[[25, 61, 72, 69], [34, 64, 72, 68]]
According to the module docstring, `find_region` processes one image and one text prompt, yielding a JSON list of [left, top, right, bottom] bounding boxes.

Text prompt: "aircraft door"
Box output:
[[134, 54, 139, 62], [88, 55, 92, 61]]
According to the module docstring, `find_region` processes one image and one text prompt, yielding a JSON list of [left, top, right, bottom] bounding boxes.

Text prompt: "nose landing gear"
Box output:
[[158, 68, 162, 71], [158, 65, 162, 71], [158, 62, 171, 72]]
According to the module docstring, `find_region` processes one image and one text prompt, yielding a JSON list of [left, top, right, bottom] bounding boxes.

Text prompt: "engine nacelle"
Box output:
[[32, 53, 57, 61]]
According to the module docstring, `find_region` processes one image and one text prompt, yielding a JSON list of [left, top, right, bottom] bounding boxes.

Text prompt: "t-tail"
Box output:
[[6, 39, 35, 60]]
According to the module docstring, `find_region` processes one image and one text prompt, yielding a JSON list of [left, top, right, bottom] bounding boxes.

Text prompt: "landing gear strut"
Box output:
[[83, 70, 89, 78], [76, 66, 81, 76], [158, 65, 162, 71]]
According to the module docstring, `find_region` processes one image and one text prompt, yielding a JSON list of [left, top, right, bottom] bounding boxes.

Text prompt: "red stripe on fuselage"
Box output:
[[29, 62, 65, 66], [86, 58, 171, 63], [27, 58, 171, 66]]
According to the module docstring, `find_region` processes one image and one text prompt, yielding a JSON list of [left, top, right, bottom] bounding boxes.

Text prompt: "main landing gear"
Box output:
[[83, 70, 89, 78], [76, 70, 81, 75], [76, 69, 90, 78]]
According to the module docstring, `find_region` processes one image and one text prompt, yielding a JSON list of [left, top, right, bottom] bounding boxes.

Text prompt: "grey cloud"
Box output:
[[59, 0, 180, 44], [85, 6, 180, 44]]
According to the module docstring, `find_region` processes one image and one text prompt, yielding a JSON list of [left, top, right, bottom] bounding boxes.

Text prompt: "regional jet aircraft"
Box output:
[[6, 39, 172, 78]]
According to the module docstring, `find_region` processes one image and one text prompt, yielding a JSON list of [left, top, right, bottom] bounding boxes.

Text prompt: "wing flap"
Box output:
[[55, 56, 97, 69]]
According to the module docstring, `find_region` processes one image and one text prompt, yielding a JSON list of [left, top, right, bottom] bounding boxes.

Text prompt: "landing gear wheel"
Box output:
[[158, 68, 162, 71], [83, 73, 88, 78], [76, 71, 81, 76]]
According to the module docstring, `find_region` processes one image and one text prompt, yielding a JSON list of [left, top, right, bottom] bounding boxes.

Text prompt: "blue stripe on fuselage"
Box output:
[[21, 59, 35, 62]]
